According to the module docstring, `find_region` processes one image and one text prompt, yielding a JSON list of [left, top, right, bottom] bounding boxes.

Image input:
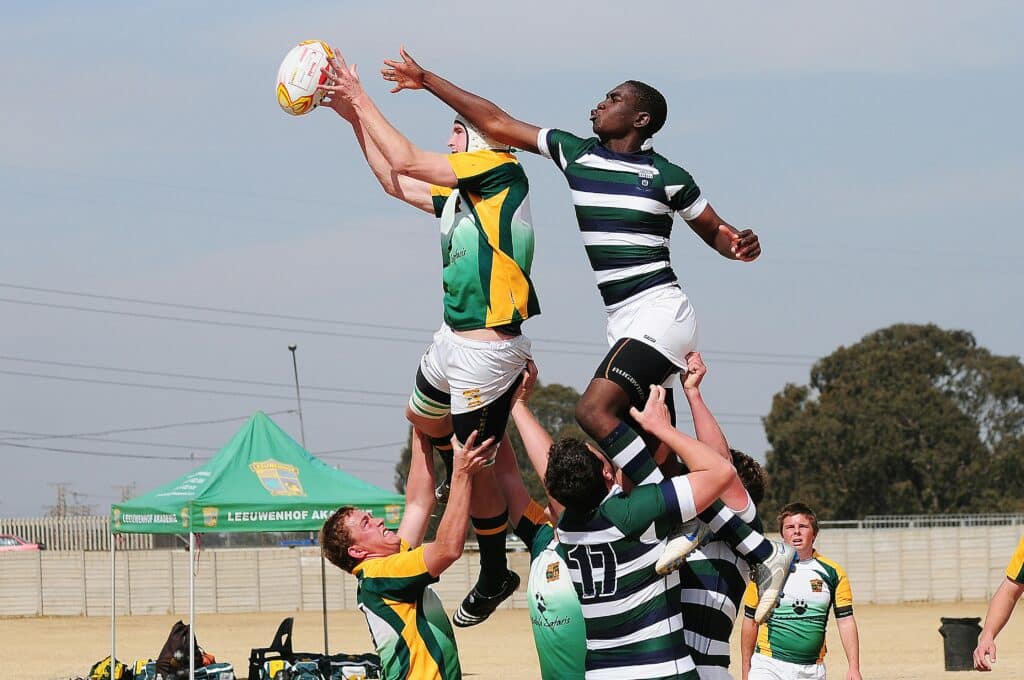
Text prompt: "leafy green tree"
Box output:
[[762, 324, 1024, 520], [393, 381, 587, 538]]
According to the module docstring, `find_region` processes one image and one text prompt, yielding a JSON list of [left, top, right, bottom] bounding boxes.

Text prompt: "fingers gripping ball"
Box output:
[[276, 40, 335, 115]]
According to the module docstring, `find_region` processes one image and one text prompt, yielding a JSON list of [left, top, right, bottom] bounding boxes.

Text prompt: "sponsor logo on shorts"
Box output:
[[463, 387, 483, 409], [644, 334, 657, 343], [610, 366, 646, 402]]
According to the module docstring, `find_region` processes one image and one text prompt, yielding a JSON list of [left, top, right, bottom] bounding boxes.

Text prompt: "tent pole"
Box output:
[[111, 531, 116, 671], [189, 531, 195, 680], [321, 551, 329, 654]]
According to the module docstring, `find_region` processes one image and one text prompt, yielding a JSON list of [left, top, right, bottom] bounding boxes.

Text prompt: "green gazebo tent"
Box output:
[[109, 411, 405, 677]]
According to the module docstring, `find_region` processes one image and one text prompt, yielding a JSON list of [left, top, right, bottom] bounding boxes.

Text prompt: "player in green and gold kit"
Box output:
[[494, 362, 586, 679], [320, 430, 493, 680], [974, 536, 1024, 671], [320, 49, 536, 627], [742, 503, 862, 680]]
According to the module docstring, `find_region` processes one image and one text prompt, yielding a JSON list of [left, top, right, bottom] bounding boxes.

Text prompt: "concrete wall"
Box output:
[[0, 526, 1017, 617]]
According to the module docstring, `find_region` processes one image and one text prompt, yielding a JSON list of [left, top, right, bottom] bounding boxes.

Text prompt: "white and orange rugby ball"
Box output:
[[276, 40, 334, 116]]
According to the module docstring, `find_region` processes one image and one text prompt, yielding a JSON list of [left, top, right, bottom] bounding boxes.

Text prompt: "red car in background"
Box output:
[[0, 534, 44, 551]]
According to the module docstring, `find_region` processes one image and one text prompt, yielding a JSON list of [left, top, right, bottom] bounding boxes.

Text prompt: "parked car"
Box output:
[[0, 534, 43, 551]]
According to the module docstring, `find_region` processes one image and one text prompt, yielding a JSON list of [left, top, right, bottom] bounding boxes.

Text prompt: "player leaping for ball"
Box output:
[[319, 49, 538, 627], [380, 49, 794, 619]]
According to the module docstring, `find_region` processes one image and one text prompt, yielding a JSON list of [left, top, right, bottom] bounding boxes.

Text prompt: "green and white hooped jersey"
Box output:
[[556, 479, 699, 679], [743, 551, 854, 666], [679, 498, 759, 671], [536, 129, 707, 311], [527, 524, 586, 680]]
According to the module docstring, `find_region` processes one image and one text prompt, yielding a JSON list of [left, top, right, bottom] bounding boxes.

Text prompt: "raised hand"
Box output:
[[718, 224, 761, 261], [514, 359, 539, 405], [317, 48, 365, 106], [629, 384, 673, 436], [453, 430, 496, 476], [382, 47, 426, 93], [682, 352, 707, 390]]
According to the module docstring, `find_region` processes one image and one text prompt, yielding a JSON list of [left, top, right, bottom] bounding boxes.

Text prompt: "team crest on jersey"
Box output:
[[810, 579, 824, 593], [250, 460, 306, 496], [636, 169, 654, 193], [546, 561, 560, 582]]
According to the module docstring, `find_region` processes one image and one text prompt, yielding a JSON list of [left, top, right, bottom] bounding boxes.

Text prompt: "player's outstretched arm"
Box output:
[[321, 72, 433, 213], [629, 385, 734, 513], [507, 361, 563, 518], [685, 203, 761, 262], [319, 50, 458, 188], [423, 431, 494, 577], [681, 353, 748, 511], [382, 47, 542, 154], [974, 577, 1024, 671], [396, 429, 437, 548]]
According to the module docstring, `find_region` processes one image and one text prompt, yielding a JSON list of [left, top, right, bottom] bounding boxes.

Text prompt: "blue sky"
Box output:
[[1, 1, 1021, 516]]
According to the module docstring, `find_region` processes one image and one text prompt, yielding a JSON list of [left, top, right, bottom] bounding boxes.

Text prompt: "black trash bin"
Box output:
[[938, 617, 982, 671]]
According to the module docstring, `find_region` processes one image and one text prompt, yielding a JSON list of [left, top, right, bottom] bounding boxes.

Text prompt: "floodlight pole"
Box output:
[[288, 344, 307, 447], [288, 344, 329, 656]]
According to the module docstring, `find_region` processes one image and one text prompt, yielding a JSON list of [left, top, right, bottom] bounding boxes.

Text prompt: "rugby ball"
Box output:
[[276, 40, 335, 116]]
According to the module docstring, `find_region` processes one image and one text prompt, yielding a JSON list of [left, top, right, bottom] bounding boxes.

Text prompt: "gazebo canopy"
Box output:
[[111, 411, 404, 534]]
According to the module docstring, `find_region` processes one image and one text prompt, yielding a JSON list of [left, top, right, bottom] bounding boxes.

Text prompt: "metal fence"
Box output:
[[821, 514, 1024, 529], [0, 516, 152, 551]]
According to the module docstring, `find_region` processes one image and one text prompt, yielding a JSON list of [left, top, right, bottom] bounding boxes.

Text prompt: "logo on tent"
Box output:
[[203, 507, 219, 527], [250, 459, 306, 497]]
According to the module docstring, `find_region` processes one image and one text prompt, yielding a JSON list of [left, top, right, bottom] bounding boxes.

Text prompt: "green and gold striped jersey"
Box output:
[[1006, 536, 1024, 583], [353, 540, 460, 680], [743, 551, 854, 665], [537, 129, 706, 310], [430, 150, 539, 331]]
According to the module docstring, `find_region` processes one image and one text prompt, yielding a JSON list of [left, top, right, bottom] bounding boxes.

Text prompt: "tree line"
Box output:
[[392, 324, 1024, 522]]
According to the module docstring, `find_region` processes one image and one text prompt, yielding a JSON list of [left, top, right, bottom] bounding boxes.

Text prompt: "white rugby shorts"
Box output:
[[415, 324, 532, 415], [749, 654, 826, 680], [605, 285, 698, 375]]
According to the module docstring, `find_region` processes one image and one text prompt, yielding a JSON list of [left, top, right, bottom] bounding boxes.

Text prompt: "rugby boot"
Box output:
[[452, 569, 520, 627], [655, 518, 711, 575], [750, 540, 798, 623]]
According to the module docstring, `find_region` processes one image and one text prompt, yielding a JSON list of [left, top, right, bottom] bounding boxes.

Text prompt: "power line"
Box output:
[[0, 410, 293, 443], [4, 441, 190, 461], [0, 368, 404, 409], [0, 354, 769, 419], [0, 427, 408, 459], [0, 355, 409, 398], [0, 163, 352, 208], [0, 438, 405, 464], [0, 282, 819, 362]]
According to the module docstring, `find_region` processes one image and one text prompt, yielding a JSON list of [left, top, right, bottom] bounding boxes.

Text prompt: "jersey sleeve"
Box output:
[[536, 128, 592, 172], [1006, 537, 1024, 583], [358, 544, 437, 602], [832, 563, 855, 619], [446, 150, 525, 198], [430, 185, 453, 218], [603, 477, 696, 536], [742, 580, 759, 619], [660, 163, 706, 219], [513, 499, 553, 561]]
